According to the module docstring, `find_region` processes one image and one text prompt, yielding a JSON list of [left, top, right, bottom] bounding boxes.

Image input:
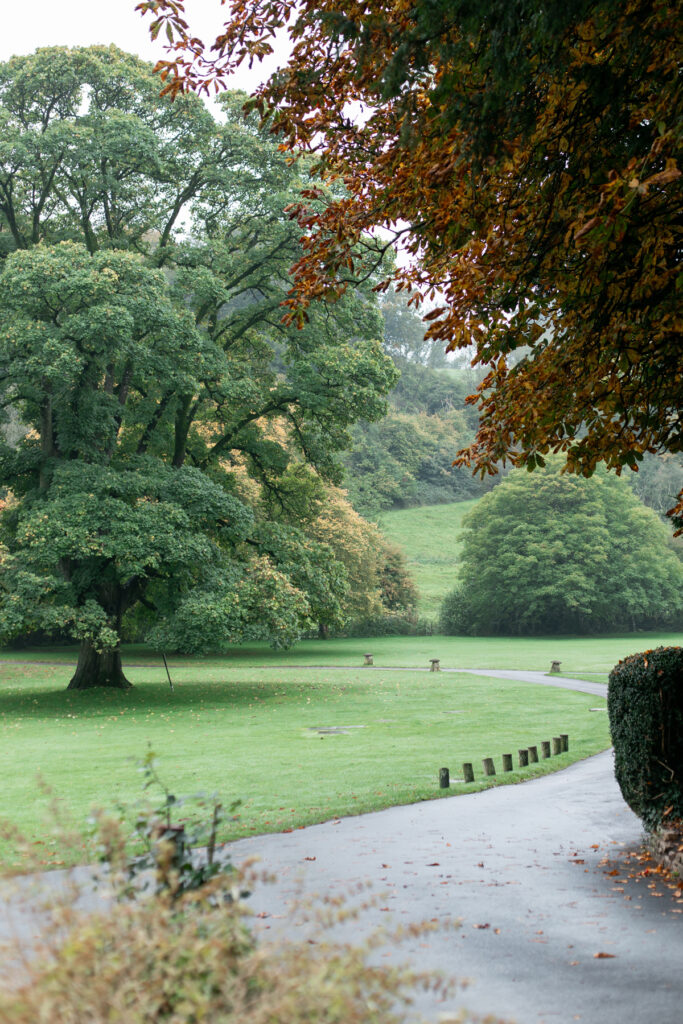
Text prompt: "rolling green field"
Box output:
[[378, 500, 478, 618], [0, 647, 615, 869]]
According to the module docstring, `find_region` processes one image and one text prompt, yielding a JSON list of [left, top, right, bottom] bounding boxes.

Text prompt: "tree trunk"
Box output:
[[67, 641, 132, 690], [318, 622, 330, 640]]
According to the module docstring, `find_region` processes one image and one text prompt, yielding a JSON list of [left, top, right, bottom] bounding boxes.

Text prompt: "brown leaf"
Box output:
[[594, 952, 616, 959]]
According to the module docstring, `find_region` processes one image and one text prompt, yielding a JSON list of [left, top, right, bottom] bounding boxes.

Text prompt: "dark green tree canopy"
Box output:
[[441, 460, 683, 636], [0, 47, 397, 687]]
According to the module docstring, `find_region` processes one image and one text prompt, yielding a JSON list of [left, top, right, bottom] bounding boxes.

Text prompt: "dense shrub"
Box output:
[[439, 586, 471, 636], [444, 460, 683, 635], [608, 647, 683, 831], [339, 611, 433, 638]]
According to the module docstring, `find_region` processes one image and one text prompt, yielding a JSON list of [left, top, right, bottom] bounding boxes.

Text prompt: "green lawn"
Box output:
[[378, 500, 478, 619], [2, 629, 680, 674], [0, 650, 614, 869]]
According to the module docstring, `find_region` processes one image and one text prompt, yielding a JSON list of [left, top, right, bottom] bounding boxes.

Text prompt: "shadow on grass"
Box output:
[[0, 677, 311, 720]]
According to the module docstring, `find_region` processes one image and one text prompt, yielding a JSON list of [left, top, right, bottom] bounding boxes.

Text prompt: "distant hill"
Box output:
[[378, 499, 479, 620]]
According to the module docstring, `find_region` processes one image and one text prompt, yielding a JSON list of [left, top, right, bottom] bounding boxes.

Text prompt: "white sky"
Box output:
[[1, 0, 276, 92]]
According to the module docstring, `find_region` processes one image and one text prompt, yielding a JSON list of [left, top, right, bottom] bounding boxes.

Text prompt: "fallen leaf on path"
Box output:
[[304, 856, 316, 861], [594, 952, 616, 959], [473, 923, 490, 929]]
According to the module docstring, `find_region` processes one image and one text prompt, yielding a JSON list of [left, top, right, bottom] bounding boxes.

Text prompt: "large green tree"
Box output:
[[139, 0, 683, 529], [440, 461, 683, 636], [0, 48, 396, 688]]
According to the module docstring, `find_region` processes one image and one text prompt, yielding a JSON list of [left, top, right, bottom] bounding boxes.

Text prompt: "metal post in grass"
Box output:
[[162, 653, 174, 692], [552, 736, 562, 755], [560, 734, 569, 751], [502, 753, 513, 772], [439, 767, 450, 788], [528, 745, 539, 763], [463, 762, 475, 783], [518, 748, 529, 768], [541, 740, 551, 758], [482, 757, 496, 777]]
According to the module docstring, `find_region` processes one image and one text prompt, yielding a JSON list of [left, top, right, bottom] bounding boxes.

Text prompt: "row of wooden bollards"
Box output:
[[439, 734, 569, 788], [363, 655, 562, 673]]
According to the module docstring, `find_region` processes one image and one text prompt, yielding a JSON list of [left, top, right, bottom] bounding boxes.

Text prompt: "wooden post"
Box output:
[[462, 762, 475, 783], [502, 753, 513, 772], [439, 767, 450, 788], [363, 653, 373, 666], [541, 740, 551, 758], [552, 736, 562, 755], [528, 745, 539, 763], [550, 660, 562, 674], [429, 658, 441, 672], [518, 748, 529, 768], [560, 733, 569, 752], [482, 757, 496, 777]]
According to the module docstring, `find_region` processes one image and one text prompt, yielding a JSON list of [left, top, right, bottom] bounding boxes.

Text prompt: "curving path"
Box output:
[[3, 669, 682, 1024], [219, 669, 682, 1024]]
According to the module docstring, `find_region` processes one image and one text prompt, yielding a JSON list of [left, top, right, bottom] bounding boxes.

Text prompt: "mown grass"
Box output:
[[0, 652, 613, 869], [378, 500, 478, 619], [3, 629, 680, 674]]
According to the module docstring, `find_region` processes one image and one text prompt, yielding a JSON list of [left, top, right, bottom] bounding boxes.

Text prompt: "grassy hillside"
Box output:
[[379, 499, 478, 619]]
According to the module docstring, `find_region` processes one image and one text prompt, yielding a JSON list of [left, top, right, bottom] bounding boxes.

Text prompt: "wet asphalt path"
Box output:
[[219, 673, 683, 1024]]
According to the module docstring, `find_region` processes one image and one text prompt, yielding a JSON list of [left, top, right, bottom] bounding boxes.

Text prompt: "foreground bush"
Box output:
[[608, 647, 683, 830], [0, 873, 463, 1024]]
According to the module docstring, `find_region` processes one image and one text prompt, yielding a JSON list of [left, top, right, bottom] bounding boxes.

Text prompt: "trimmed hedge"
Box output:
[[608, 647, 683, 830]]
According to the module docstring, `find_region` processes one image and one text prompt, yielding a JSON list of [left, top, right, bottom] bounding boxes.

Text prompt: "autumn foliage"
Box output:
[[138, 0, 683, 527]]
